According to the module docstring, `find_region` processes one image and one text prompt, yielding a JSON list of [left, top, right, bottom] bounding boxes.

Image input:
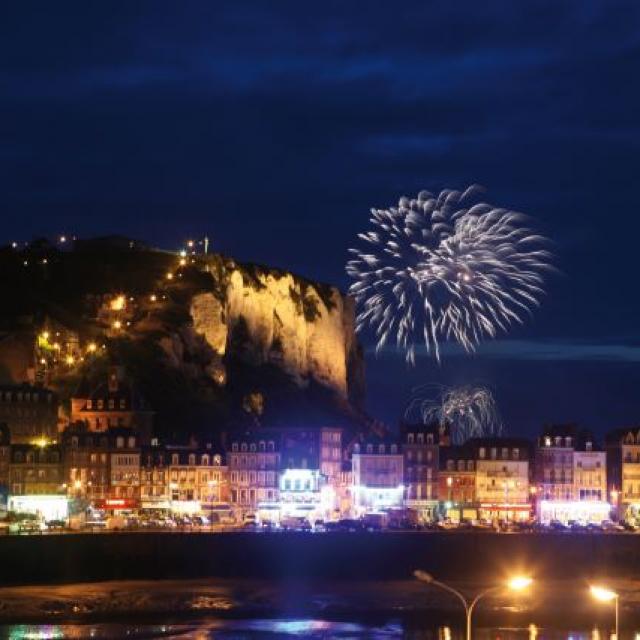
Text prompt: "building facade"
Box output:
[[351, 438, 404, 516], [471, 438, 531, 523], [402, 423, 442, 522], [438, 445, 476, 522]]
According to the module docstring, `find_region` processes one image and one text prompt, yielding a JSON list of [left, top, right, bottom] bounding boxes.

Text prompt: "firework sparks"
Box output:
[[406, 384, 503, 445], [346, 185, 553, 363]]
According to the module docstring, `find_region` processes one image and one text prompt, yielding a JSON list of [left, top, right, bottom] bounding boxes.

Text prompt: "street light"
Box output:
[[590, 585, 619, 640], [414, 570, 532, 640]]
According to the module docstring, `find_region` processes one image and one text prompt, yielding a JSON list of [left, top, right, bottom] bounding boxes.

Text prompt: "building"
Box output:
[[534, 425, 577, 509], [166, 444, 228, 518], [401, 423, 442, 522], [62, 424, 110, 504], [351, 437, 404, 516], [471, 437, 531, 523], [70, 367, 154, 444], [227, 432, 280, 522], [140, 443, 170, 513], [0, 424, 11, 496], [105, 429, 141, 512], [569, 434, 609, 523], [606, 428, 640, 522], [8, 442, 67, 520], [438, 444, 476, 522], [0, 384, 58, 444]]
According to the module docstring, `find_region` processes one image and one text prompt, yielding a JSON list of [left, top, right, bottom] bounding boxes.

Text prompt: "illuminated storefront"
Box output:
[[277, 468, 328, 522], [478, 502, 531, 523], [8, 495, 69, 521], [351, 484, 404, 515], [538, 500, 612, 524]]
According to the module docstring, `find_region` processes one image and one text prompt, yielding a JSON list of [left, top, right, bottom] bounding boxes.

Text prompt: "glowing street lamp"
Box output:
[[590, 585, 619, 639], [414, 570, 532, 640]]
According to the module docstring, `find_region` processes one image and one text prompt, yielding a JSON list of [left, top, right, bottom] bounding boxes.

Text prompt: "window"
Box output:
[[427, 434, 434, 445], [417, 434, 424, 444], [97, 399, 104, 410], [188, 454, 196, 466], [268, 441, 274, 452], [172, 454, 179, 465], [87, 400, 93, 410], [128, 437, 135, 448], [108, 399, 115, 410], [241, 443, 247, 452], [259, 441, 265, 451], [366, 444, 373, 454], [250, 443, 256, 452], [407, 434, 414, 444], [119, 399, 126, 409], [513, 448, 519, 460], [479, 448, 486, 459], [202, 454, 209, 466], [390, 444, 397, 454], [232, 443, 238, 452], [116, 437, 124, 448]]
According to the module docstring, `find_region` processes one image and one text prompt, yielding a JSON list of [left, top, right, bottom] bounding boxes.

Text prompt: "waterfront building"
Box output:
[[534, 425, 576, 509], [140, 443, 170, 512], [105, 428, 141, 512], [70, 366, 154, 444], [606, 428, 640, 522], [438, 444, 476, 522], [8, 442, 67, 520], [401, 423, 443, 522], [471, 437, 531, 523], [0, 384, 58, 444], [0, 424, 11, 497], [351, 437, 404, 516], [227, 432, 280, 522], [166, 444, 228, 518], [62, 424, 110, 503]]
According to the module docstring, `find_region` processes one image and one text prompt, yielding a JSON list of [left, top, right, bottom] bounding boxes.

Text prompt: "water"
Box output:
[[0, 621, 625, 640]]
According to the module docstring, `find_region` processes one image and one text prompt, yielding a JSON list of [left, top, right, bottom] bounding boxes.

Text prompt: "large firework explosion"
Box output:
[[405, 384, 503, 445], [346, 185, 552, 364]]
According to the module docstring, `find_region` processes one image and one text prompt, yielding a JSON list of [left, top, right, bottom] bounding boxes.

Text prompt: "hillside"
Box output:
[[0, 237, 367, 440]]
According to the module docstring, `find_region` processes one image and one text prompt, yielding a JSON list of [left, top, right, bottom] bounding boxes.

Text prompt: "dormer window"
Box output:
[[119, 399, 126, 410], [127, 437, 135, 448], [250, 443, 256, 452], [188, 454, 196, 466], [417, 434, 424, 444], [116, 437, 124, 448], [544, 436, 551, 447], [390, 444, 397, 454], [479, 447, 486, 459], [407, 434, 414, 444], [513, 448, 520, 460], [87, 400, 93, 410], [378, 445, 385, 454], [366, 444, 373, 454], [97, 399, 104, 410], [241, 443, 247, 452], [427, 434, 434, 445], [108, 399, 115, 410], [232, 443, 238, 452], [566, 437, 572, 447], [172, 454, 179, 465], [202, 454, 210, 466]]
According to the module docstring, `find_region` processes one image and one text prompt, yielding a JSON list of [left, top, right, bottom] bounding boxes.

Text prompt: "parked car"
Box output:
[[45, 519, 66, 531]]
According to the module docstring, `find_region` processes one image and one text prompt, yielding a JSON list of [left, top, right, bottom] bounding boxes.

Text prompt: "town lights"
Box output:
[[87, 343, 97, 354], [166, 272, 174, 281], [590, 585, 619, 639], [179, 258, 187, 266], [149, 294, 157, 302], [414, 571, 532, 640], [65, 355, 75, 366], [112, 320, 122, 330], [110, 295, 126, 311]]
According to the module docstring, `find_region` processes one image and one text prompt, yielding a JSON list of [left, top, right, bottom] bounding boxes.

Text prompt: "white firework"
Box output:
[[346, 185, 552, 363], [406, 384, 503, 445]]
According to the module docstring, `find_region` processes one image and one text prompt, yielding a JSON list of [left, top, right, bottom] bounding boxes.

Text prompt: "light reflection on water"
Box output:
[[0, 621, 627, 640]]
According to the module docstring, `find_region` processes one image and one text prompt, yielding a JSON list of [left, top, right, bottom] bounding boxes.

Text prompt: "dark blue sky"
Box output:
[[2, 2, 640, 438]]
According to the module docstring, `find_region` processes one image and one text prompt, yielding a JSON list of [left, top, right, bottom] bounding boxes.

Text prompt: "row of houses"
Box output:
[[0, 371, 639, 525]]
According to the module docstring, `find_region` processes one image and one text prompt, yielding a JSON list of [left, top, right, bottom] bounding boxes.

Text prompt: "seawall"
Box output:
[[3, 531, 640, 586]]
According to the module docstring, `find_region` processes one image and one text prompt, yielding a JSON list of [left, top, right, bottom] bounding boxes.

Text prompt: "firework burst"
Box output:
[[347, 185, 552, 363], [406, 384, 503, 445]]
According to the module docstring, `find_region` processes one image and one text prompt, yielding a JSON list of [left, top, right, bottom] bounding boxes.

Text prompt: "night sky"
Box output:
[[2, 2, 640, 439]]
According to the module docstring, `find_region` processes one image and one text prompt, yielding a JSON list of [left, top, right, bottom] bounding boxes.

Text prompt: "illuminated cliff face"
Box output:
[[190, 267, 363, 401]]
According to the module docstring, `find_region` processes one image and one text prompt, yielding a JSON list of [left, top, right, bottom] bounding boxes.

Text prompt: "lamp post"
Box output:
[[414, 570, 532, 640], [590, 585, 619, 640], [610, 489, 620, 522]]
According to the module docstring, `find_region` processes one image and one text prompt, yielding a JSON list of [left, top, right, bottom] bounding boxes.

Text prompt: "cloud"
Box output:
[[367, 339, 640, 363]]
